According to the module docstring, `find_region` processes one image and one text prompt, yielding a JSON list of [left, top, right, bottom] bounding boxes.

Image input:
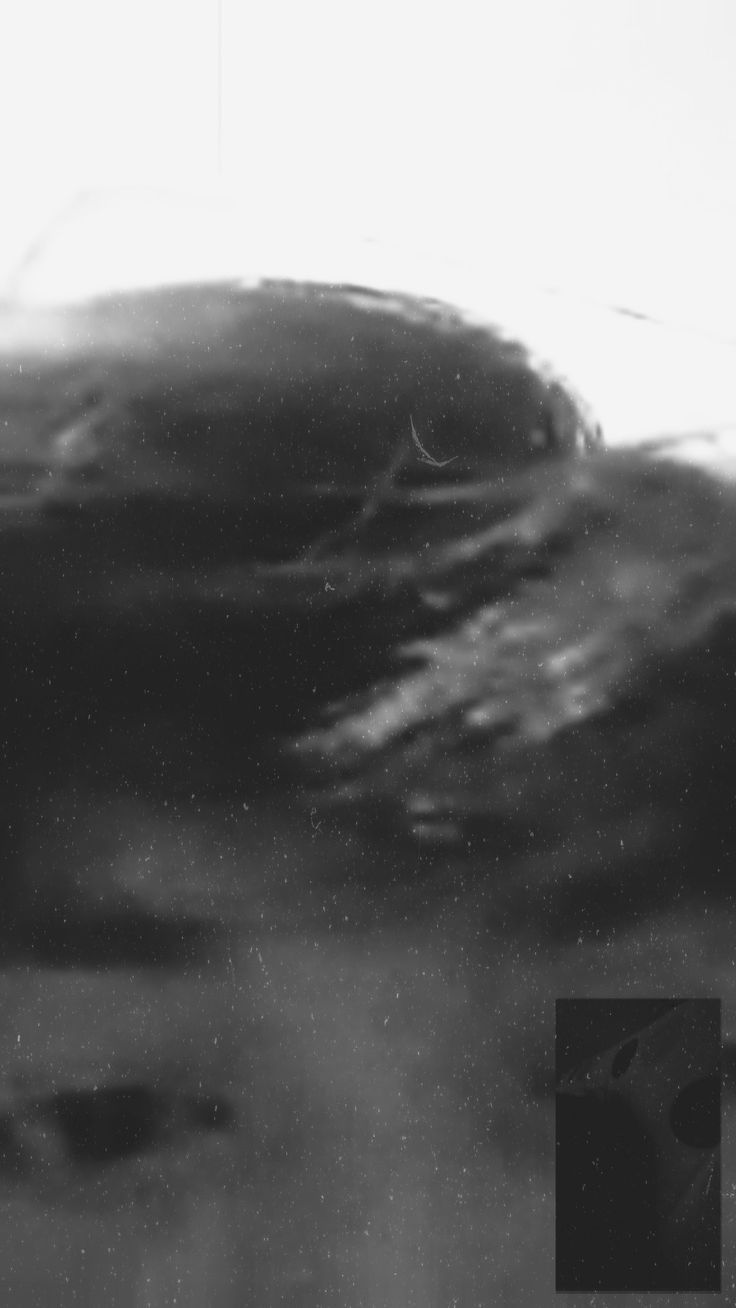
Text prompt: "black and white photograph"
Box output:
[[0, 3, 735, 1304], [556, 999, 721, 1292]]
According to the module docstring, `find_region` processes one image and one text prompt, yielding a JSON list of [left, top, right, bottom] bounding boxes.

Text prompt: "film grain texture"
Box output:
[[0, 281, 731, 1307]]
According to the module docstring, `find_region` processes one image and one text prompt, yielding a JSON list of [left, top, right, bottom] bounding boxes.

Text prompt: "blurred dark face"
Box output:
[[0, 283, 732, 1306]]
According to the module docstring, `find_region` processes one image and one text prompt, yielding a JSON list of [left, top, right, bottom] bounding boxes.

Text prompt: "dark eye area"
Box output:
[[611, 1038, 638, 1078], [670, 1074, 721, 1149]]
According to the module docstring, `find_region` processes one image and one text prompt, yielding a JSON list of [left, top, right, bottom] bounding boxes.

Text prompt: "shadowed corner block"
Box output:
[[555, 997, 721, 1293]]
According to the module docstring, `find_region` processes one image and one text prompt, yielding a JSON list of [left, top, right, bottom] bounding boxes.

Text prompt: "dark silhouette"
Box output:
[[0, 278, 732, 1305]]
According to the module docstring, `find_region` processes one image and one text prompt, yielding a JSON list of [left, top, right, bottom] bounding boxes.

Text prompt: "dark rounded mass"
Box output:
[[0, 276, 734, 1305]]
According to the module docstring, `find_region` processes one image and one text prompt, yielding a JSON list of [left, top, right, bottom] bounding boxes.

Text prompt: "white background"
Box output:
[[1, 0, 735, 446]]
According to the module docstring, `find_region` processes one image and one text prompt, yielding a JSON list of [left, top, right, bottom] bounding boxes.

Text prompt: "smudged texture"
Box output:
[[556, 1000, 720, 1291], [293, 452, 736, 899], [0, 280, 734, 1306]]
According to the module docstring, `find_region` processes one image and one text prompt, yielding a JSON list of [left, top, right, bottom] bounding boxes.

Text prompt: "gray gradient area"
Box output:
[[0, 281, 731, 1306]]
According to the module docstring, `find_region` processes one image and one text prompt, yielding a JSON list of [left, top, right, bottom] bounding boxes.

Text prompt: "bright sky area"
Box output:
[[1, 0, 735, 447]]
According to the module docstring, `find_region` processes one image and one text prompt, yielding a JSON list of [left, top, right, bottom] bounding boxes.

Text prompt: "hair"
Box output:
[[0, 279, 607, 945], [3, 285, 735, 941]]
